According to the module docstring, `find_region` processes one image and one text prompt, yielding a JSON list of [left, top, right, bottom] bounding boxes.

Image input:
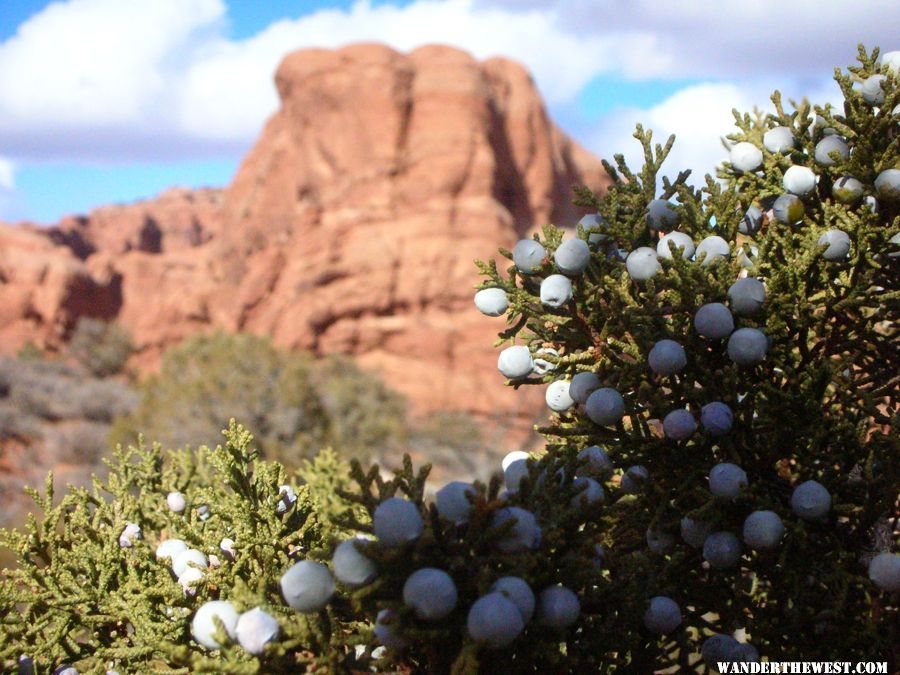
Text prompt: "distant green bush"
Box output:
[[109, 333, 407, 469], [68, 317, 134, 377]]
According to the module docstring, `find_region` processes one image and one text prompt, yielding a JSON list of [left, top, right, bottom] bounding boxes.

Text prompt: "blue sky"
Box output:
[[0, 0, 896, 224]]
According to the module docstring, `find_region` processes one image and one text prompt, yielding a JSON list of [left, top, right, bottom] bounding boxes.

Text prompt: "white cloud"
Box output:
[[475, 0, 899, 81], [0, 158, 14, 191], [0, 157, 20, 222], [587, 74, 846, 189]]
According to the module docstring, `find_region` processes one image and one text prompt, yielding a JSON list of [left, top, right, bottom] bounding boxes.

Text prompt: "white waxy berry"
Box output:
[[730, 142, 763, 173], [791, 480, 831, 520], [728, 278, 766, 316], [280, 561, 335, 613], [878, 50, 900, 74], [648, 339, 687, 376], [467, 593, 524, 647], [743, 511, 785, 550], [643, 596, 682, 634], [783, 165, 816, 196], [172, 548, 208, 577], [625, 247, 660, 281], [657, 231, 694, 260], [695, 236, 729, 266], [474, 288, 509, 317], [220, 537, 236, 560], [540, 274, 573, 308], [663, 409, 696, 440], [646, 199, 680, 231], [374, 609, 407, 650], [191, 600, 239, 650], [179, 566, 206, 596], [585, 387, 625, 426], [436, 481, 475, 524], [156, 538, 188, 562], [868, 552, 900, 592], [196, 504, 211, 521], [702, 634, 740, 666], [579, 213, 609, 245], [53, 666, 77, 675], [533, 346, 559, 375], [373, 497, 423, 547], [728, 328, 768, 366], [236, 607, 280, 655], [332, 537, 377, 587], [815, 136, 849, 166], [832, 176, 864, 204], [738, 244, 759, 269], [166, 491, 186, 513], [504, 457, 529, 493], [537, 586, 580, 629], [497, 345, 533, 379], [491, 507, 541, 553], [621, 465, 649, 493], [403, 568, 457, 620], [764, 126, 795, 153], [490, 576, 535, 623], [118, 522, 141, 548], [818, 230, 851, 260], [874, 169, 900, 201], [739, 206, 763, 235], [277, 485, 297, 514], [569, 372, 601, 403], [577, 446, 613, 479], [694, 303, 734, 340], [501, 450, 529, 472], [555, 239, 591, 275], [512, 239, 546, 272], [646, 528, 676, 555], [703, 531, 742, 569], [709, 463, 748, 498], [701, 402, 733, 436], [545, 379, 575, 412], [773, 193, 805, 224], [860, 74, 886, 105], [680, 517, 712, 548], [570, 477, 605, 508]]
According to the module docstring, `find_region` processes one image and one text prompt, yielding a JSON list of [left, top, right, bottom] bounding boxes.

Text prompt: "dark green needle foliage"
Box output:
[[0, 46, 897, 675], [464, 45, 897, 668]]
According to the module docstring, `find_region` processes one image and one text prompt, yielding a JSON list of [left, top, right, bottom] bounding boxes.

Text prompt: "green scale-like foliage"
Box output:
[[0, 422, 368, 674]]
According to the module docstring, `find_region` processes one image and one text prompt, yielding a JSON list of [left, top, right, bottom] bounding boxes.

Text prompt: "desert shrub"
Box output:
[[68, 317, 134, 377], [76, 378, 140, 423], [43, 420, 110, 466], [406, 410, 495, 479], [0, 357, 139, 423], [314, 354, 408, 459], [15, 341, 44, 362], [4, 358, 86, 421], [110, 333, 406, 469]]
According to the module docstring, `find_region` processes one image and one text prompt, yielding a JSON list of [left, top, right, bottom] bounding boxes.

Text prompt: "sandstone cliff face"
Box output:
[[0, 43, 609, 439]]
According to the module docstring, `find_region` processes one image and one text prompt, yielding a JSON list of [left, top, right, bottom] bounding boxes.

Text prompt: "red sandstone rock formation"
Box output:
[[0, 43, 610, 439]]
